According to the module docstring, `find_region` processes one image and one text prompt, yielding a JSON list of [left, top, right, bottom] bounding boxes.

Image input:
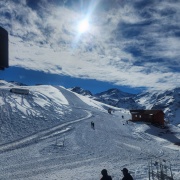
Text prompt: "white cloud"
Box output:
[[2, 0, 180, 90]]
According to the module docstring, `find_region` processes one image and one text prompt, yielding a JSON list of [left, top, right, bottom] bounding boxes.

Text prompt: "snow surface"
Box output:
[[0, 81, 180, 180]]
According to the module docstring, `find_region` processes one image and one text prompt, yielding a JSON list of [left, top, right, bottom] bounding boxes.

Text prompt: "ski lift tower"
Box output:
[[0, 26, 8, 70], [148, 159, 174, 180]]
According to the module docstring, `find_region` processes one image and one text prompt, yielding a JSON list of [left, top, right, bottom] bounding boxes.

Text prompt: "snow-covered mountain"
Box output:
[[0, 80, 180, 180], [95, 88, 134, 99], [0, 81, 119, 145], [69, 86, 93, 97], [70, 87, 180, 125], [135, 88, 180, 125], [70, 87, 139, 109], [94, 88, 135, 106]]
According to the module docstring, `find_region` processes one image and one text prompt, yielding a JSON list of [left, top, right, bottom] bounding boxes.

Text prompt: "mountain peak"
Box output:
[[69, 86, 93, 96], [95, 88, 134, 99]]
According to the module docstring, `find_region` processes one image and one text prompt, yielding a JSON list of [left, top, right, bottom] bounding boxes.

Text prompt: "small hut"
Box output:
[[130, 110, 165, 125]]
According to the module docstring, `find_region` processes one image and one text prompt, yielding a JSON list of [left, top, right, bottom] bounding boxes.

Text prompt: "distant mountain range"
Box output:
[[0, 80, 179, 126], [70, 86, 180, 125]]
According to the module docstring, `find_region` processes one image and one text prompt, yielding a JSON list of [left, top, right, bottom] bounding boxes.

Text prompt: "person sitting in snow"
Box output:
[[121, 168, 133, 180], [100, 169, 112, 180]]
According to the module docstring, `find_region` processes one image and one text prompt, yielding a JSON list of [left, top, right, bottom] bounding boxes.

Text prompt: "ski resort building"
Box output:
[[130, 110, 165, 125]]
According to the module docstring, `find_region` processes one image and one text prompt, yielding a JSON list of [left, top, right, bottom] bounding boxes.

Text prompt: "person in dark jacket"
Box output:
[[91, 121, 95, 129], [121, 168, 133, 180], [100, 169, 112, 180], [108, 108, 112, 114]]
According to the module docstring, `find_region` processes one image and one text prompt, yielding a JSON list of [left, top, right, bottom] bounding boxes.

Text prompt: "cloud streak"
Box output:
[[0, 0, 179, 90]]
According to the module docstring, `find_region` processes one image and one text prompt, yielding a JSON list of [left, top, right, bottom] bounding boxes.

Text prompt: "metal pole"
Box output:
[[148, 161, 151, 180], [151, 160, 154, 180], [169, 163, 173, 180]]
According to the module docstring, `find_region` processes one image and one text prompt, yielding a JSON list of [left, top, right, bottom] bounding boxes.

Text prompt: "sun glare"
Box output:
[[78, 19, 89, 33]]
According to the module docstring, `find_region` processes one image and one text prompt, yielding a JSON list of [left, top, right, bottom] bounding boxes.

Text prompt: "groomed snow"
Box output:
[[0, 82, 179, 179]]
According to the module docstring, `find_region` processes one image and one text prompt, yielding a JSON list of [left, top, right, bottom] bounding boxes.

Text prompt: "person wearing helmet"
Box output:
[[121, 168, 133, 180], [100, 169, 112, 180]]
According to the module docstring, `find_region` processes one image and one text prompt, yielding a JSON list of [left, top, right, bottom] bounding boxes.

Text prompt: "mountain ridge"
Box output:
[[0, 80, 179, 125], [70, 86, 180, 125]]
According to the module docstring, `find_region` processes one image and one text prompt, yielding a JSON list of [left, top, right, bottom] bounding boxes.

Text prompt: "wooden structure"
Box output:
[[130, 110, 165, 125]]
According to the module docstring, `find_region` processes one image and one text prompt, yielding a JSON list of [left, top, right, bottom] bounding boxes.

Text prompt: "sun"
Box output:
[[78, 19, 89, 33]]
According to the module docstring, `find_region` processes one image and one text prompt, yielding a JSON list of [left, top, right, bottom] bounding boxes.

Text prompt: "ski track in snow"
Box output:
[[0, 108, 92, 153]]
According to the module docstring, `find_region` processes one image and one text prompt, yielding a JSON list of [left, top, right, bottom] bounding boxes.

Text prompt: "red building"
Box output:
[[130, 110, 165, 125]]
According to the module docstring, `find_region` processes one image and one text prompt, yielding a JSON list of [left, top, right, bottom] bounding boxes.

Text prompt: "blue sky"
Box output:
[[0, 0, 179, 94], [0, 67, 143, 94]]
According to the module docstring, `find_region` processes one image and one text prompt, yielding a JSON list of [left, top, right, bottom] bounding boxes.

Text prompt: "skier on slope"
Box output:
[[91, 121, 95, 129]]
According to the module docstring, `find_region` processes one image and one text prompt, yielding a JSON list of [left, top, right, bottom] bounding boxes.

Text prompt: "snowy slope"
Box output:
[[0, 80, 180, 180], [70, 86, 180, 126], [0, 82, 71, 144], [136, 88, 180, 125]]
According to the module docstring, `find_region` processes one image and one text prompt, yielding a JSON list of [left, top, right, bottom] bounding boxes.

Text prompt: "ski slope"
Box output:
[[0, 82, 179, 180]]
